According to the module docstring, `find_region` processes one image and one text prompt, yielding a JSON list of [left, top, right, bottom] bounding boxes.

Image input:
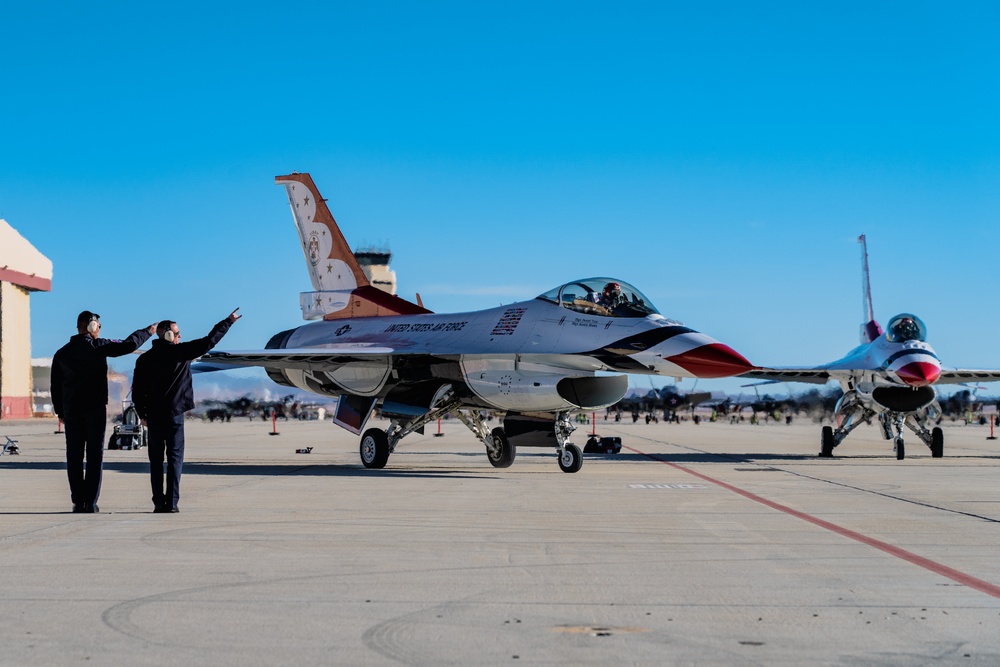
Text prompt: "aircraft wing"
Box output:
[[740, 367, 836, 384], [936, 369, 1000, 385], [198, 346, 395, 371]]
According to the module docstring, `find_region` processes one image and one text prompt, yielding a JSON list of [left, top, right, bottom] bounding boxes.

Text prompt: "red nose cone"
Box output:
[[667, 343, 753, 378], [896, 361, 941, 387]]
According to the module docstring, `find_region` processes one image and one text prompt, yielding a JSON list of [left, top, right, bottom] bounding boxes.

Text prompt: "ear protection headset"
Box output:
[[158, 320, 176, 343], [86, 318, 100, 335]]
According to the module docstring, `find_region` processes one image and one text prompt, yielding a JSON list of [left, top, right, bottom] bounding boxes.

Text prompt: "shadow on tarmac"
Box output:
[[0, 460, 498, 479], [4, 451, 997, 476]]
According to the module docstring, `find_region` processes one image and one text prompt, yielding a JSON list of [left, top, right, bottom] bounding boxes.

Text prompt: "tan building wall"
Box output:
[[0, 282, 33, 418], [0, 218, 53, 419]]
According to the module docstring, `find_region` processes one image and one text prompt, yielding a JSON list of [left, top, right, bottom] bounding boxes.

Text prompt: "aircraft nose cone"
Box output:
[[667, 343, 753, 379], [896, 361, 941, 387]]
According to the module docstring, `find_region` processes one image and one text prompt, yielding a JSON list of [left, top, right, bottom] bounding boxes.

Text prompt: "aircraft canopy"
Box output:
[[885, 313, 927, 343], [537, 277, 659, 318]]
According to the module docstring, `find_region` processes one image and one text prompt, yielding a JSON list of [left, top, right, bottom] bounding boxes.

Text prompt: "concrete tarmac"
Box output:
[[1, 415, 999, 665]]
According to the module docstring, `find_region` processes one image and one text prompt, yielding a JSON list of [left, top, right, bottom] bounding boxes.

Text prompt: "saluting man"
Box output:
[[52, 311, 157, 513], [132, 309, 241, 513]]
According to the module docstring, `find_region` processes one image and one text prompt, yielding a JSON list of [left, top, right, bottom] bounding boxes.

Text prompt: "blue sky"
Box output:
[[2, 2, 998, 396]]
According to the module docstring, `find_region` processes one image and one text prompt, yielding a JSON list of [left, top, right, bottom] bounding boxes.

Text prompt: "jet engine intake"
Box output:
[[557, 375, 630, 410], [871, 385, 936, 413]]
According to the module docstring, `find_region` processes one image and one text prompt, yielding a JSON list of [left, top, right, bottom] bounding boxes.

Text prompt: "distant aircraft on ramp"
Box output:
[[200, 173, 752, 472], [741, 234, 1000, 459]]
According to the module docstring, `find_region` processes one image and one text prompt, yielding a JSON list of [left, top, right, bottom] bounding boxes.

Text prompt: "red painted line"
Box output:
[[626, 446, 1000, 599]]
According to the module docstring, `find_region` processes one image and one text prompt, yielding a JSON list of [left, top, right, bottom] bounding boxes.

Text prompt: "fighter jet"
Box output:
[[200, 173, 751, 472], [741, 234, 1000, 459]]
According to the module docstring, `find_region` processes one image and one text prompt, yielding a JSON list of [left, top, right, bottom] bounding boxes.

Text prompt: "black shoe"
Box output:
[[82, 503, 99, 513], [153, 505, 171, 513], [72, 503, 85, 513], [169, 507, 179, 513]]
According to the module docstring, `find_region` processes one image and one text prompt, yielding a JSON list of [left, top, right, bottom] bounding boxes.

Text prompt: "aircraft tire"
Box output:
[[360, 428, 390, 469], [895, 437, 905, 460], [487, 428, 516, 468], [931, 427, 944, 458], [558, 443, 583, 473], [819, 426, 835, 458]]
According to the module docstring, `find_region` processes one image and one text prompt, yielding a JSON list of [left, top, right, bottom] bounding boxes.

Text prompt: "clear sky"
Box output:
[[2, 2, 998, 397]]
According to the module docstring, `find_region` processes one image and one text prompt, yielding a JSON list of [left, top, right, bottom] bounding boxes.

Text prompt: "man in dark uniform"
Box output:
[[132, 309, 241, 513], [51, 311, 156, 513]]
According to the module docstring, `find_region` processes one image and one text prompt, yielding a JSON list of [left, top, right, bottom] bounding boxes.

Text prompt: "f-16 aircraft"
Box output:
[[741, 234, 1000, 459], [200, 172, 752, 472], [613, 385, 714, 421]]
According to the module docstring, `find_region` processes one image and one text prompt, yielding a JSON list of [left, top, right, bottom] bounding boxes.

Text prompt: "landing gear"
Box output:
[[558, 443, 583, 473], [823, 389, 944, 460], [354, 388, 524, 470], [486, 427, 515, 468], [930, 427, 944, 458], [553, 411, 582, 473], [360, 428, 390, 469], [903, 412, 944, 458], [821, 390, 872, 458], [351, 388, 585, 472], [820, 426, 835, 457], [878, 412, 894, 441]]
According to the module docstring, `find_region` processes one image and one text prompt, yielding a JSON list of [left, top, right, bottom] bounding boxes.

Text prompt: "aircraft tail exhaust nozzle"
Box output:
[[895, 361, 941, 387], [667, 343, 753, 379]]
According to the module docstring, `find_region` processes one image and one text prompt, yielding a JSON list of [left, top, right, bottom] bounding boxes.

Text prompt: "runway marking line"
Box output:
[[625, 446, 1000, 600]]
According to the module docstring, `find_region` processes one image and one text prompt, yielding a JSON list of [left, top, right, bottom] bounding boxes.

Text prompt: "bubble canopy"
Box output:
[[536, 277, 660, 318], [885, 313, 927, 343]]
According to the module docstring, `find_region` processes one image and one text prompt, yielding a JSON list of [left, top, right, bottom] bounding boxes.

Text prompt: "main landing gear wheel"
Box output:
[[895, 437, 905, 461], [820, 426, 835, 458], [558, 443, 583, 473], [360, 428, 390, 469], [931, 427, 944, 458], [487, 428, 516, 468]]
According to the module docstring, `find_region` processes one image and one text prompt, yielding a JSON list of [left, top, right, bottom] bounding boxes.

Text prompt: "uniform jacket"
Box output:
[[132, 318, 233, 420], [51, 328, 153, 417]]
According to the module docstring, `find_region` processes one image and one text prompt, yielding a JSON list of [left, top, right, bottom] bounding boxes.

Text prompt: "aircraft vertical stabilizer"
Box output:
[[858, 234, 883, 343], [276, 172, 432, 320], [277, 172, 370, 293]]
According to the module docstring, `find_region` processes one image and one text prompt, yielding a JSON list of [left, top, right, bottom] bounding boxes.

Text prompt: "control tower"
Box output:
[[353, 248, 397, 295]]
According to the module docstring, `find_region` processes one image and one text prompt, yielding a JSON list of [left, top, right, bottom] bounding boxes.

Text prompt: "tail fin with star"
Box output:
[[275, 172, 431, 320]]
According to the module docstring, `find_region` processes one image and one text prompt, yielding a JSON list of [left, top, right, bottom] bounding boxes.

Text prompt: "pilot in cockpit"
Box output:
[[890, 317, 920, 342], [601, 282, 624, 308]]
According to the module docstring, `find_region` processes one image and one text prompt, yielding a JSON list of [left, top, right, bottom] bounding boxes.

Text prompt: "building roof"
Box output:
[[0, 219, 52, 291]]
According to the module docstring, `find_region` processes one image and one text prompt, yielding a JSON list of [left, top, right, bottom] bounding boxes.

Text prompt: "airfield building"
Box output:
[[354, 248, 397, 295], [0, 219, 52, 419]]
